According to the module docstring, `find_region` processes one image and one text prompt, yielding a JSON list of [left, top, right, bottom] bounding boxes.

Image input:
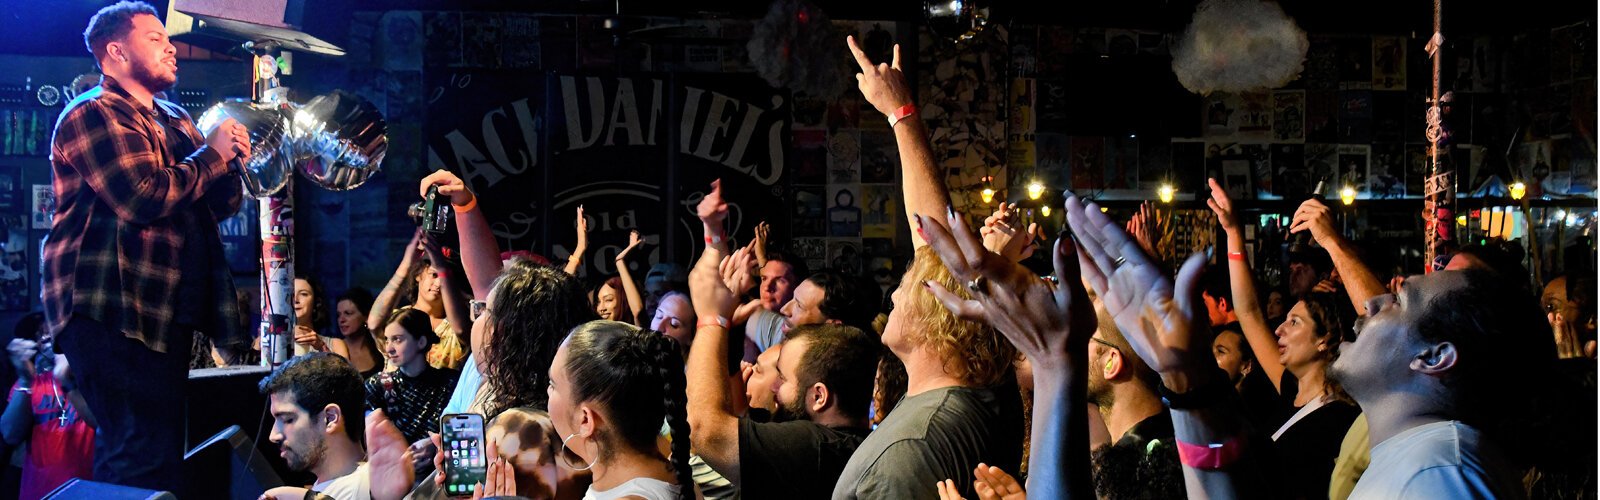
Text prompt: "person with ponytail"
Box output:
[[547, 320, 692, 500]]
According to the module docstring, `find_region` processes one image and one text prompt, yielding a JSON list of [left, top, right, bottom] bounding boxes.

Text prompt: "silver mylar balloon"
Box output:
[[291, 90, 387, 191], [196, 99, 295, 197]]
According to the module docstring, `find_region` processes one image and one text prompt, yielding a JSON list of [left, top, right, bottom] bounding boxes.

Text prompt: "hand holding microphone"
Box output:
[[203, 118, 252, 173]]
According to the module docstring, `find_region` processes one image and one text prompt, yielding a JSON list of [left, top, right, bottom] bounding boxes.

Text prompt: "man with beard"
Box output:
[[685, 221, 882, 499], [260, 353, 371, 500], [1085, 300, 1186, 498], [44, 1, 250, 491]]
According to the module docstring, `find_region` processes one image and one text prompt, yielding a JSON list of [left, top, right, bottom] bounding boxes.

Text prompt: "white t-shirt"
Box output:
[[583, 477, 681, 500], [312, 463, 371, 500], [1347, 420, 1523, 500]]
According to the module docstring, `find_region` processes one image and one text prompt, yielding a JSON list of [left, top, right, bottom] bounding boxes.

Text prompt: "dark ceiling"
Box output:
[[1, 0, 1592, 58]]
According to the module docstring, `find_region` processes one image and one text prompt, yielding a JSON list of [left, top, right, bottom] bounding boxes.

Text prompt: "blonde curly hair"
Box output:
[[895, 246, 1018, 388]]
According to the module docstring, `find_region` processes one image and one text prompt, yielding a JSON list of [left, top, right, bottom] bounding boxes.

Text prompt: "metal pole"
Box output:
[[1423, 0, 1449, 271], [253, 48, 295, 366]]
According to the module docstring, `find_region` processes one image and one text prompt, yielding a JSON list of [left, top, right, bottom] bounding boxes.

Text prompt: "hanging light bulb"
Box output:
[[1157, 184, 1175, 204], [1040, 205, 1052, 216], [1455, 214, 1467, 226], [1027, 181, 1044, 200], [980, 187, 995, 204], [1339, 186, 1357, 206], [1509, 181, 1527, 200]]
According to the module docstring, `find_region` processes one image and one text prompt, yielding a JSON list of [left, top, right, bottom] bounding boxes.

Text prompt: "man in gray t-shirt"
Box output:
[[832, 383, 1022, 499]]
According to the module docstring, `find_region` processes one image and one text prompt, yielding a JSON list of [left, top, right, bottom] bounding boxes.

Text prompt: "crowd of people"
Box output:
[[18, 2, 1597, 498]]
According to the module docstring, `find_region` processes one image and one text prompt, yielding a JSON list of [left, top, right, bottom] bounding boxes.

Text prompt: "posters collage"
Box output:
[[0, 166, 29, 311], [786, 21, 905, 277], [1001, 30, 1595, 203]]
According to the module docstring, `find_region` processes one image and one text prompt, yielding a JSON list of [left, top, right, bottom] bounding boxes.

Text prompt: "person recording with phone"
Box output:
[[43, 2, 252, 492]]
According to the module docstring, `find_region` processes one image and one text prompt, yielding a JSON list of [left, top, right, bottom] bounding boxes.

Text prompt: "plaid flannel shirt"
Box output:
[[43, 76, 247, 354]]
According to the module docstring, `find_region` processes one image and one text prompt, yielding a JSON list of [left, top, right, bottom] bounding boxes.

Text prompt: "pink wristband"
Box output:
[[887, 104, 917, 127], [1176, 434, 1246, 470]]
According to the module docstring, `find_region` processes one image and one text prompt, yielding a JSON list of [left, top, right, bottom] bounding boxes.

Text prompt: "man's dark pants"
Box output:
[[57, 317, 189, 494]]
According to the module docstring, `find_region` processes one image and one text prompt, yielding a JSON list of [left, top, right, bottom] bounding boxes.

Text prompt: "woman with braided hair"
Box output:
[[547, 320, 693, 500]]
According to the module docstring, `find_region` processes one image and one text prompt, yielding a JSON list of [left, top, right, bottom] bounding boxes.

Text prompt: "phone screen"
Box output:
[[440, 413, 487, 496]]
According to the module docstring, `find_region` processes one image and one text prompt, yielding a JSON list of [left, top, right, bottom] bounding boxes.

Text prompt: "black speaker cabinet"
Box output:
[[43, 478, 175, 499], [184, 425, 284, 500]]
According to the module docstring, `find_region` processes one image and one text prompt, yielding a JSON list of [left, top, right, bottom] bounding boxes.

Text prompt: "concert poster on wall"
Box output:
[[30, 184, 53, 229]]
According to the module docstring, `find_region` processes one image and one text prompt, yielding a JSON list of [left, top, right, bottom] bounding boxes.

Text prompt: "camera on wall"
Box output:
[[408, 185, 452, 235]]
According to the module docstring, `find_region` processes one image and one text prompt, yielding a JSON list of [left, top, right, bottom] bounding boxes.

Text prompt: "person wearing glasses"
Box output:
[[415, 171, 597, 425], [1082, 295, 1188, 498], [363, 307, 460, 476]]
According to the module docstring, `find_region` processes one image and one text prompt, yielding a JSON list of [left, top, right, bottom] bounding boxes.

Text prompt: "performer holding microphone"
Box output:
[[42, 1, 253, 492]]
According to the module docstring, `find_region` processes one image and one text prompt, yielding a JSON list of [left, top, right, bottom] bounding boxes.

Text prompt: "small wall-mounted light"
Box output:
[[1027, 181, 1045, 200], [980, 187, 995, 204], [1339, 186, 1357, 206], [1157, 184, 1175, 204], [1510, 181, 1527, 201], [1040, 205, 1052, 217], [1455, 214, 1467, 226]]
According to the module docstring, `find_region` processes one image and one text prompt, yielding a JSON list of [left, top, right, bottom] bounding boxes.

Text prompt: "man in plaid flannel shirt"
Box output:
[[43, 1, 253, 492]]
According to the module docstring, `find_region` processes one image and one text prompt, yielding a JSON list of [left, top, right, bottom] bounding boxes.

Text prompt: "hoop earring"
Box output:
[[559, 432, 596, 471]]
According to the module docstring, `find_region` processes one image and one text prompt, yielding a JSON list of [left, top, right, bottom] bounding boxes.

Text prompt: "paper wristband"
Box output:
[[1176, 435, 1246, 470], [887, 104, 917, 127]]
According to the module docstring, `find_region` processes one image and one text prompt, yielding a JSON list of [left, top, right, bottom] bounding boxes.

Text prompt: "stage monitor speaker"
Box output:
[[186, 365, 312, 487], [185, 424, 284, 500], [44, 478, 175, 499]]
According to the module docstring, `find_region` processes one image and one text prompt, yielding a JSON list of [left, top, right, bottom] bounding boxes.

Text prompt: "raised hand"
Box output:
[[698, 180, 729, 227], [618, 230, 645, 260], [420, 169, 475, 207], [980, 203, 1041, 262], [366, 410, 417, 500], [847, 36, 914, 117], [1205, 178, 1242, 234], [7, 338, 36, 382], [689, 240, 740, 324], [574, 205, 590, 249], [1067, 195, 1211, 391], [753, 221, 771, 267], [936, 479, 967, 500], [919, 208, 1095, 369], [723, 245, 759, 296], [1289, 198, 1338, 246], [973, 464, 1027, 500]]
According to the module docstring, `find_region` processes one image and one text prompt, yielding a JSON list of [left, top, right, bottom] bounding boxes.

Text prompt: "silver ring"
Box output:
[[966, 276, 987, 293], [1113, 255, 1127, 268]]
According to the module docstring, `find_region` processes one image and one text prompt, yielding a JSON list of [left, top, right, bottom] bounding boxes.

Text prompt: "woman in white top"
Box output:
[[548, 320, 691, 500]]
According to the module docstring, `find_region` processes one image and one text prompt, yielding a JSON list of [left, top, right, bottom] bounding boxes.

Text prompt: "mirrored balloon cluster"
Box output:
[[196, 90, 387, 197]]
